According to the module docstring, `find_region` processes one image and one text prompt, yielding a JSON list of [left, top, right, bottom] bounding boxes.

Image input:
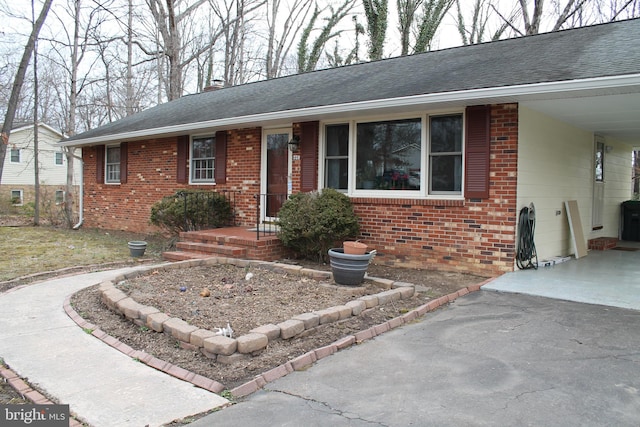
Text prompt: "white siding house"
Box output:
[[1, 123, 81, 207]]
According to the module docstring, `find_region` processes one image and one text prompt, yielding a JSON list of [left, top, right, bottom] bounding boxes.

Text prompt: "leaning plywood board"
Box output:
[[565, 200, 588, 259]]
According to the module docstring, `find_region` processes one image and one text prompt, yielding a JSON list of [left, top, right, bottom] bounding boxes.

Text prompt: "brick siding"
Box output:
[[82, 104, 518, 274], [82, 130, 262, 234], [348, 104, 518, 276]]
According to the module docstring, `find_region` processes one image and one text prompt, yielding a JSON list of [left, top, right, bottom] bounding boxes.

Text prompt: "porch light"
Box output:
[[288, 135, 300, 152]]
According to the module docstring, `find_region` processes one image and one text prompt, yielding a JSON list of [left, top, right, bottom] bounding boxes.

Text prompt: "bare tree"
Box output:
[[33, 1, 41, 225], [265, 0, 314, 78], [297, 0, 356, 73], [413, 0, 454, 52], [0, 0, 53, 185], [210, 0, 265, 86], [398, 0, 422, 55], [455, 0, 516, 45], [363, 0, 388, 60], [492, 0, 639, 37], [325, 16, 364, 67]]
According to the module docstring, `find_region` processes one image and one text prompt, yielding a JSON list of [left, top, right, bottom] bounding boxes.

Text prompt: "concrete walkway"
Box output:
[[0, 266, 228, 427]]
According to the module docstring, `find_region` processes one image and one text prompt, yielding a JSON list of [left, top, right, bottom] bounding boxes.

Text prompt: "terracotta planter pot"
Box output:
[[343, 241, 367, 255]]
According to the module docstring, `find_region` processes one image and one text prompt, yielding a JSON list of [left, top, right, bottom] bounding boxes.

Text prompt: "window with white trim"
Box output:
[[191, 136, 215, 183], [10, 148, 20, 163], [11, 190, 23, 205], [105, 145, 121, 183], [356, 118, 421, 191], [324, 124, 349, 190], [55, 151, 64, 166], [323, 113, 463, 196], [429, 114, 463, 193]]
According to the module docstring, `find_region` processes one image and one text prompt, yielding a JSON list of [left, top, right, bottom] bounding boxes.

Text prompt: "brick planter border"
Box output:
[[99, 257, 416, 361], [65, 257, 495, 398]]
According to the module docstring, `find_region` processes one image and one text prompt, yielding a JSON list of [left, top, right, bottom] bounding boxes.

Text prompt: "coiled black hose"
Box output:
[[516, 203, 538, 270]]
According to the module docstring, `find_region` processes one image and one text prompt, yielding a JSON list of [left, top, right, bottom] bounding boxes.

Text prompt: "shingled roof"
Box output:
[[63, 18, 640, 146]]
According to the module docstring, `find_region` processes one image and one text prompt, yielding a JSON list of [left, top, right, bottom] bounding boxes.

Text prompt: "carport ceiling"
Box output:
[[522, 92, 640, 144]]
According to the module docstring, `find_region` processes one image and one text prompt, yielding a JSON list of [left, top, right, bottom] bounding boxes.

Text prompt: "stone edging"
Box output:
[[65, 257, 495, 398], [0, 364, 84, 427], [100, 257, 417, 363]]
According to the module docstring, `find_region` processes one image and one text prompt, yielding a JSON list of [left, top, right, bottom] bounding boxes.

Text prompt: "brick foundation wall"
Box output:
[[1, 184, 80, 216]]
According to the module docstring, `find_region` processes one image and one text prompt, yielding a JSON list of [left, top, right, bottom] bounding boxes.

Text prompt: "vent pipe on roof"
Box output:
[[203, 79, 225, 92]]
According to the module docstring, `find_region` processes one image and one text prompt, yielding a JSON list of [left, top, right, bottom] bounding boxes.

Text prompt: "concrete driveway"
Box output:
[[192, 290, 640, 426], [484, 244, 640, 311]]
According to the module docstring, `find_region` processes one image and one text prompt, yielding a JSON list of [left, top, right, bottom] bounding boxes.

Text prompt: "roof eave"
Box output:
[[59, 73, 640, 147]]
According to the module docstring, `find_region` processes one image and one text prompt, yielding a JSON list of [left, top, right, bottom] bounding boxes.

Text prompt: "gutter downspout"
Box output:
[[72, 152, 83, 229]]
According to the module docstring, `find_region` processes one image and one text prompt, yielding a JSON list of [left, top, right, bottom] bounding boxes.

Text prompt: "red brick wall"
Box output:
[[345, 104, 519, 276], [82, 129, 262, 234], [82, 104, 518, 274]]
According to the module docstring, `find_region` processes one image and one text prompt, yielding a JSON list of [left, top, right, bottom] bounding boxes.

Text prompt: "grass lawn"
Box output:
[[0, 225, 168, 282]]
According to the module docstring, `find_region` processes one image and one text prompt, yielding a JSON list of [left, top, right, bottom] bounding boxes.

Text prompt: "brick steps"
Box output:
[[588, 237, 618, 251], [176, 241, 247, 257], [162, 251, 213, 262], [162, 227, 289, 262]]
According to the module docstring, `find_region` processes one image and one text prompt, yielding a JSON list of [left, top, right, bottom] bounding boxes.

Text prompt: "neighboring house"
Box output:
[[2, 123, 80, 209], [60, 19, 640, 275]]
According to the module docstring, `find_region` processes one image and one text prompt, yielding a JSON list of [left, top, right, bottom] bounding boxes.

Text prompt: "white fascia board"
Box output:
[[59, 73, 640, 148]]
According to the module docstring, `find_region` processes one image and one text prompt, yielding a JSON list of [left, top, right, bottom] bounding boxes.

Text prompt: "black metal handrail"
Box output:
[[254, 193, 289, 240], [176, 189, 238, 232]]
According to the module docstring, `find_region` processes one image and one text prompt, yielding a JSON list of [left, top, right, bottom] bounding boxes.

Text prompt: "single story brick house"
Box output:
[[60, 19, 640, 276]]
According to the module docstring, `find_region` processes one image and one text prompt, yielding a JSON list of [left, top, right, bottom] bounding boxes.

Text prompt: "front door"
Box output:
[[263, 129, 291, 218]]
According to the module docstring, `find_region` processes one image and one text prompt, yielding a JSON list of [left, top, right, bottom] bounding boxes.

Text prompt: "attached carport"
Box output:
[[485, 240, 640, 310], [506, 75, 640, 277]]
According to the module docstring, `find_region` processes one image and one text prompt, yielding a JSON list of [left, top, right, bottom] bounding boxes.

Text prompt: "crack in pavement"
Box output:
[[498, 386, 557, 412], [270, 389, 389, 426]]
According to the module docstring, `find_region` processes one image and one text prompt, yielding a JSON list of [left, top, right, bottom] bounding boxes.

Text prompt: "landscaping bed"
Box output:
[[71, 260, 485, 391]]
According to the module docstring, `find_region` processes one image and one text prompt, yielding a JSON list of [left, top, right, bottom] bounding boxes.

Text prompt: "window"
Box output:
[[325, 124, 349, 190], [429, 114, 463, 193], [11, 190, 23, 206], [10, 148, 20, 163], [55, 151, 64, 166], [105, 145, 121, 183], [55, 190, 65, 205], [356, 118, 421, 191], [191, 136, 215, 183], [322, 113, 464, 197]]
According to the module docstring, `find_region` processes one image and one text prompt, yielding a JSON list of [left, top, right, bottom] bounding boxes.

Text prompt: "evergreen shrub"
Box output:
[[150, 190, 233, 235], [277, 188, 360, 262]]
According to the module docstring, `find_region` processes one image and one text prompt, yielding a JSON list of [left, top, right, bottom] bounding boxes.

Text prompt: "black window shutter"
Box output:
[[300, 121, 319, 192], [464, 105, 491, 199], [176, 136, 188, 183], [120, 142, 128, 184], [95, 145, 105, 184], [215, 131, 227, 183]]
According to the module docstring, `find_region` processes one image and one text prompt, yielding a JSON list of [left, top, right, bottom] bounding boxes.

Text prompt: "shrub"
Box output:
[[150, 190, 233, 235], [277, 188, 360, 262]]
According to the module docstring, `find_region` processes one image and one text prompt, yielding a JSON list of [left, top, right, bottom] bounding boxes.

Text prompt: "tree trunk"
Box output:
[[363, 0, 388, 60], [0, 0, 53, 185], [33, 1, 40, 225]]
